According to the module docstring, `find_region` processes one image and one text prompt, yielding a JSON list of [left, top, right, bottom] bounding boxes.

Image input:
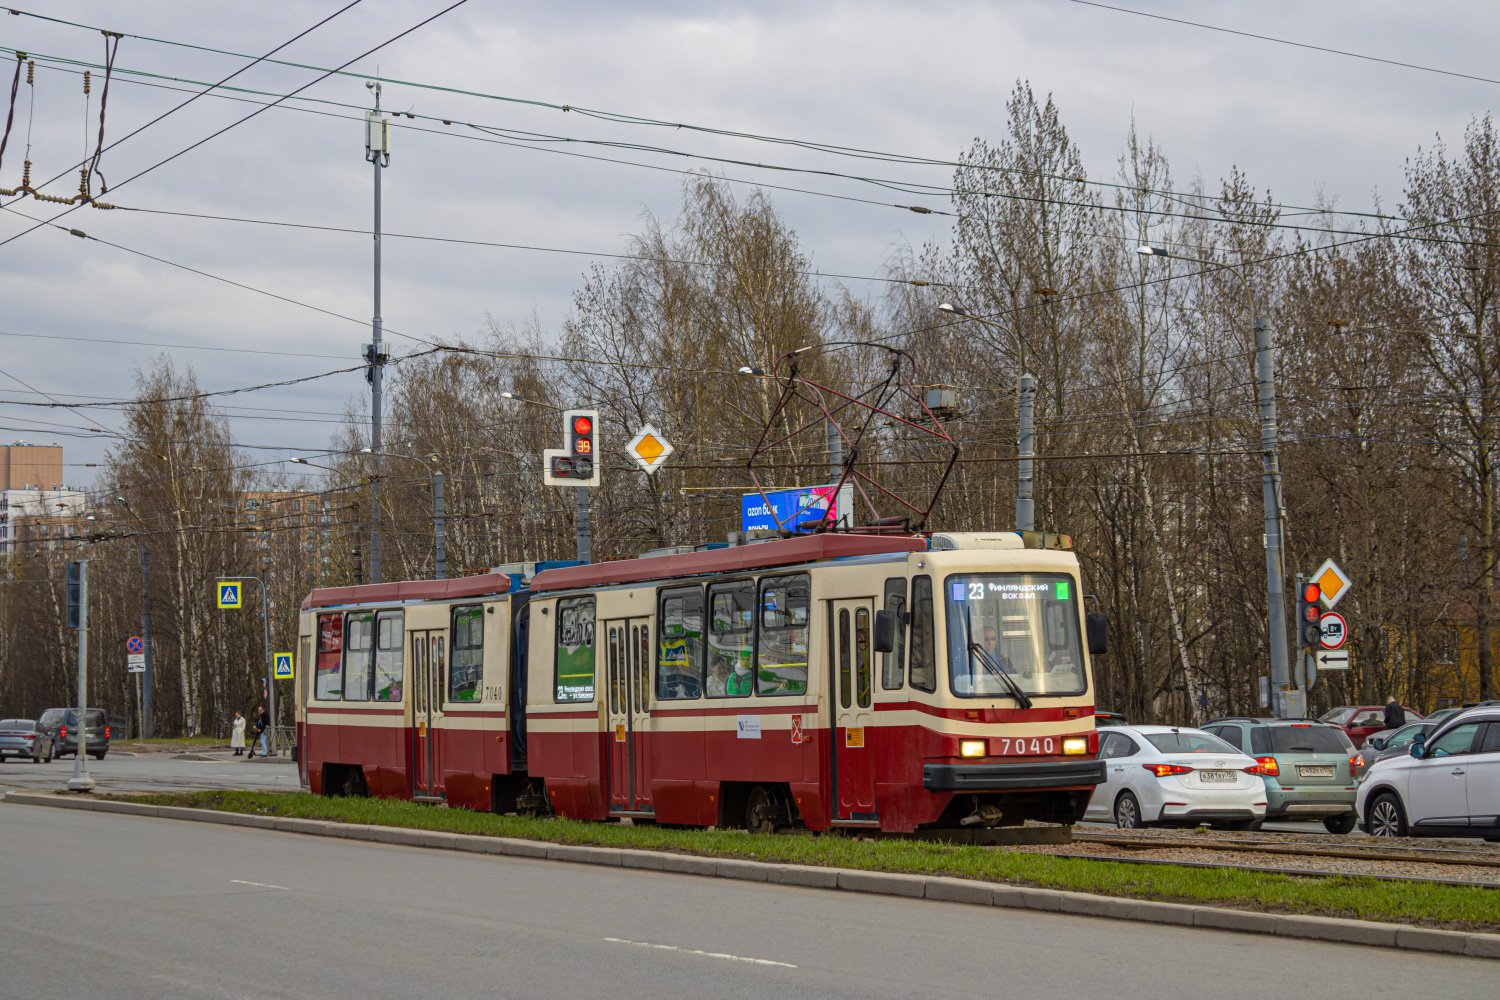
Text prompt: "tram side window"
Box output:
[[449, 604, 484, 702], [555, 597, 596, 703], [757, 574, 810, 696], [315, 613, 343, 700], [656, 585, 704, 700], [343, 611, 375, 702], [909, 576, 936, 692], [706, 580, 754, 698], [373, 611, 404, 701], [881, 578, 907, 690]]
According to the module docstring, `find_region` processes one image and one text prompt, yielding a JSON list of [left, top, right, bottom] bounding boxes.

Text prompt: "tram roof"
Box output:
[[301, 572, 520, 610], [530, 533, 926, 593]]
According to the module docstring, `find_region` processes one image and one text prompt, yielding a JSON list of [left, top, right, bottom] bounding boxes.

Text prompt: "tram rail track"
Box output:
[[1072, 831, 1500, 869]]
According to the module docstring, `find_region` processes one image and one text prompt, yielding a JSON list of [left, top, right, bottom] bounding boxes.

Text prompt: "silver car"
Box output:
[[1083, 725, 1266, 829], [0, 719, 54, 763]]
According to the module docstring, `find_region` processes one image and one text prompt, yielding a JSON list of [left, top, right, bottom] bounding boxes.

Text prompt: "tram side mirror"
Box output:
[[1086, 612, 1109, 655], [873, 610, 896, 653]]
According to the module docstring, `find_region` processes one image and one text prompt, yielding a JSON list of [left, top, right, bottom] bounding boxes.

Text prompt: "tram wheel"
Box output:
[[340, 766, 369, 798], [745, 785, 776, 835]]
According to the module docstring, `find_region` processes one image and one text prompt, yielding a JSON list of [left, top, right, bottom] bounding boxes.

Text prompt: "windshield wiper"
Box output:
[[967, 641, 1033, 710]]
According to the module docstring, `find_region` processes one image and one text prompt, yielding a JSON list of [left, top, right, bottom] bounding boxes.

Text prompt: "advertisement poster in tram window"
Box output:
[[555, 598, 596, 702], [315, 613, 343, 700]]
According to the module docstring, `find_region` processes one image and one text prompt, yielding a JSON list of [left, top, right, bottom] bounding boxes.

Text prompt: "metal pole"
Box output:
[[1257, 318, 1291, 716], [828, 419, 844, 526], [576, 486, 591, 564], [434, 470, 446, 580], [67, 559, 94, 791], [260, 578, 275, 755], [140, 542, 153, 739], [368, 84, 386, 585], [1017, 373, 1036, 532]]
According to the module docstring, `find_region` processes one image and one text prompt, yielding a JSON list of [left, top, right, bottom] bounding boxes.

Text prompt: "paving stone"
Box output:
[[659, 853, 718, 876], [715, 858, 770, 882], [93, 799, 157, 817], [1463, 933, 1500, 959], [836, 870, 926, 897], [1275, 914, 1396, 947], [547, 844, 621, 866], [767, 864, 840, 889], [923, 877, 995, 906], [616, 849, 667, 871], [1194, 907, 1280, 935], [1395, 926, 1469, 955]]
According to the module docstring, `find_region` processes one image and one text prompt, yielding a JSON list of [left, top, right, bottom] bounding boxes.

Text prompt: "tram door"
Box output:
[[410, 631, 446, 800], [829, 599, 877, 820], [605, 617, 654, 813]]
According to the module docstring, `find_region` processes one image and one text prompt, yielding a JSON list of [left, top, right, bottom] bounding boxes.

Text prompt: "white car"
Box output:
[[1355, 706, 1500, 840], [1083, 725, 1267, 829]]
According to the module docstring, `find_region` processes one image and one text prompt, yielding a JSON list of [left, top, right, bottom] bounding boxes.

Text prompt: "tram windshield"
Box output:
[[944, 573, 1088, 698]]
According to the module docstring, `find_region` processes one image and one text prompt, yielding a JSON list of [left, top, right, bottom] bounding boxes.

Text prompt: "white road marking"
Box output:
[[230, 879, 290, 890], [604, 937, 797, 968]]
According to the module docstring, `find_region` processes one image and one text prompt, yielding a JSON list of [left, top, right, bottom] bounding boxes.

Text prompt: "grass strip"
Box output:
[[119, 789, 1498, 932]]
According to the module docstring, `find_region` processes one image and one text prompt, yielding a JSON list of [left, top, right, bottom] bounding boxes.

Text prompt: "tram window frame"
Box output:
[[881, 577, 907, 690], [315, 612, 344, 700], [705, 578, 754, 699], [448, 604, 484, 703], [756, 573, 810, 697], [909, 576, 936, 693], [373, 610, 405, 702], [656, 584, 705, 701], [342, 610, 376, 702], [554, 596, 597, 703]]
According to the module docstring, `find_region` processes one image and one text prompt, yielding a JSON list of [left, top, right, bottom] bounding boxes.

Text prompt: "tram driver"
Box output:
[[981, 625, 1019, 675]]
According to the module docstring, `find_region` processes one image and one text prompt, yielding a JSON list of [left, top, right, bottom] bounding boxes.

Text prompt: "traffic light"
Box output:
[[542, 408, 601, 487], [65, 561, 82, 629], [1298, 581, 1322, 647]]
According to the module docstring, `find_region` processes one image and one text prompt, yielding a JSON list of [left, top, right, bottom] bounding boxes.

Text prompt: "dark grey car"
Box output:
[[40, 708, 109, 759], [0, 719, 54, 762]]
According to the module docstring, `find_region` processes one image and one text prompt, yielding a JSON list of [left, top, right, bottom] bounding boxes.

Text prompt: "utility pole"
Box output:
[[66, 560, 94, 792], [576, 486, 591, 564], [434, 469, 446, 580], [139, 545, 153, 739], [1017, 373, 1036, 532], [1257, 318, 1293, 717], [365, 82, 390, 583]]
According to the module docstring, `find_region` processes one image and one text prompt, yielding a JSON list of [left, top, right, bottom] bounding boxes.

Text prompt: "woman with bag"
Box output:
[[230, 711, 246, 756]]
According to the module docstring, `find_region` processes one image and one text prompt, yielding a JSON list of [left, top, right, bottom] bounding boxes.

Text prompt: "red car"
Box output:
[[1320, 705, 1423, 746]]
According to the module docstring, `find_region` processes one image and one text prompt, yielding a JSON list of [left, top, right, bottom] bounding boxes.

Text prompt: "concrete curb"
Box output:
[[6, 790, 1494, 960]]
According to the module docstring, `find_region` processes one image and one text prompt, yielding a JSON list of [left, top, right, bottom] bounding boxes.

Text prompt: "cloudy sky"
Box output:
[[0, 0, 1495, 487]]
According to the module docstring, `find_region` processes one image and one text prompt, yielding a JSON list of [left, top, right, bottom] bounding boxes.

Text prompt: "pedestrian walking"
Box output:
[[1383, 695, 1406, 730], [230, 711, 246, 756], [247, 704, 270, 759]]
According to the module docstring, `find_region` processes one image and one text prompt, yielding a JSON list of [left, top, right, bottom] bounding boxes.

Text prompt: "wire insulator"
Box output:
[[83, 70, 90, 95], [26, 59, 33, 85]]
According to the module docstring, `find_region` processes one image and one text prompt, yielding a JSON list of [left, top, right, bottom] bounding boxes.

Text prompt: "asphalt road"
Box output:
[[0, 748, 298, 795], [2, 803, 1491, 999]]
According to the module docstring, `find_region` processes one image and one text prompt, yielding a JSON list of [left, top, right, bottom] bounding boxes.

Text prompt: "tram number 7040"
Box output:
[[993, 736, 1057, 756]]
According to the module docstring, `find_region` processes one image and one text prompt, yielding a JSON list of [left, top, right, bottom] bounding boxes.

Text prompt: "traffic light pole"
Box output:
[[577, 486, 591, 564], [66, 560, 94, 792], [1257, 317, 1293, 717], [1017, 373, 1036, 532]]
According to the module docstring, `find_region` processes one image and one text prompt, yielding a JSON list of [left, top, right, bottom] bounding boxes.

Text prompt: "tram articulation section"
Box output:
[[295, 530, 1107, 837]]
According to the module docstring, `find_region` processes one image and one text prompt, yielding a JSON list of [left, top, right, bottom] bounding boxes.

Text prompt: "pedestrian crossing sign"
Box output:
[[274, 653, 294, 680], [217, 582, 241, 608]]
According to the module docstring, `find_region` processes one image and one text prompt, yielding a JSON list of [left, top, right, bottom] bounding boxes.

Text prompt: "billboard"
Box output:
[[741, 483, 855, 532]]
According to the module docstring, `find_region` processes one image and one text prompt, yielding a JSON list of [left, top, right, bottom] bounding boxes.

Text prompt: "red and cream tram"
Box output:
[[295, 531, 1107, 834]]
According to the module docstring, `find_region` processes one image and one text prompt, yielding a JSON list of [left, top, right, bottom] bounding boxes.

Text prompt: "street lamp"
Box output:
[[360, 448, 445, 580], [1135, 244, 1293, 715], [936, 303, 1038, 532]]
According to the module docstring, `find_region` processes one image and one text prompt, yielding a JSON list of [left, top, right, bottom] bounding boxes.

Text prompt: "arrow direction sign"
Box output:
[[1315, 649, 1351, 671]]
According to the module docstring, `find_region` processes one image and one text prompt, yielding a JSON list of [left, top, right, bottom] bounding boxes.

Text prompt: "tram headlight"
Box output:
[[1063, 737, 1088, 755], [960, 740, 987, 758]]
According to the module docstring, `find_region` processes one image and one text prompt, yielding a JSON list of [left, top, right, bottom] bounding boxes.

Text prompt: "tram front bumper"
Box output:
[[922, 758, 1106, 791]]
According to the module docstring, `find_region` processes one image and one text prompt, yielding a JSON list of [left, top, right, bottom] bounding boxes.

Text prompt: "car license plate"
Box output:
[[1299, 765, 1334, 777], [991, 736, 1061, 756], [1199, 770, 1237, 782]]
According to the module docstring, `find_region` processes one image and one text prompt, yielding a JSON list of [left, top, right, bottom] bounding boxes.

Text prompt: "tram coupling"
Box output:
[[958, 801, 1007, 828]]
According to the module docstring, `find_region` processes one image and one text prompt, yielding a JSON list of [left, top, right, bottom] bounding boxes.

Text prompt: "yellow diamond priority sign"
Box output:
[[625, 424, 674, 473], [1312, 558, 1353, 610]]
